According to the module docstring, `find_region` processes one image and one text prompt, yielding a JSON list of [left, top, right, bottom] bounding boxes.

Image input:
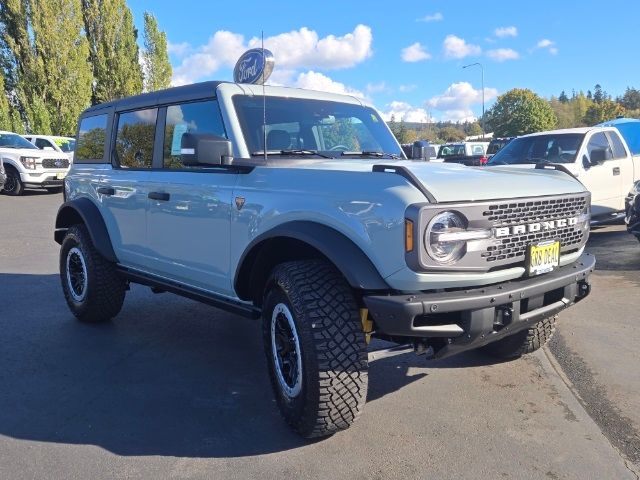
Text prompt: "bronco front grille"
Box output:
[[481, 195, 589, 263], [42, 158, 69, 169]]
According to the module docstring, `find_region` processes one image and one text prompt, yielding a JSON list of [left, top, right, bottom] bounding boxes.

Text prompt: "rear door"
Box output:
[[578, 131, 623, 216], [145, 98, 237, 296]]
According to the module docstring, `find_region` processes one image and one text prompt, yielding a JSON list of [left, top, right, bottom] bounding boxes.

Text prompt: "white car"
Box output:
[[24, 134, 75, 163], [0, 131, 70, 196], [487, 126, 640, 223]]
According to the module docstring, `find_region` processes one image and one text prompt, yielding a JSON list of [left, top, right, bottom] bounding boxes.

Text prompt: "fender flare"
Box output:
[[234, 221, 389, 299], [54, 197, 118, 263]]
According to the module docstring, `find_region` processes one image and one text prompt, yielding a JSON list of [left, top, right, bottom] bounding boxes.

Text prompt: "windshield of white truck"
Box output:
[[233, 95, 403, 159], [488, 133, 584, 165], [0, 133, 39, 150]]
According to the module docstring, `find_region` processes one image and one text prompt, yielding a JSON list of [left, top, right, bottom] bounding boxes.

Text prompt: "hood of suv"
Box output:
[[295, 160, 586, 202], [0, 147, 68, 160]]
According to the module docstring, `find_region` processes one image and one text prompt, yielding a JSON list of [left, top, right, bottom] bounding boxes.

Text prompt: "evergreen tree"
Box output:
[[559, 90, 568, 103], [619, 87, 640, 110], [30, 0, 92, 134], [142, 11, 172, 92], [593, 84, 605, 104], [82, 0, 143, 104]]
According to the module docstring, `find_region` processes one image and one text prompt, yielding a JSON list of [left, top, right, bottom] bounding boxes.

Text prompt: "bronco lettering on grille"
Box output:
[[494, 217, 579, 238]]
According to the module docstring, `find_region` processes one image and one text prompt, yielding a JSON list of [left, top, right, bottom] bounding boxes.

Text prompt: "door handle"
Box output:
[[97, 186, 115, 196], [148, 191, 170, 201], [612, 167, 621, 176]]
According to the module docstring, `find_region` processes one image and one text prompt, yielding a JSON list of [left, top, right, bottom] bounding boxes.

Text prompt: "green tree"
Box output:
[[30, 0, 92, 134], [619, 87, 640, 110], [142, 11, 172, 92], [82, 0, 143, 104], [438, 126, 466, 142], [559, 90, 569, 103], [485, 88, 557, 136], [583, 99, 626, 125]]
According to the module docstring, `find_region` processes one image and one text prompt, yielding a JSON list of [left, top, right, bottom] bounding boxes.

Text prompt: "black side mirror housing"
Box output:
[[589, 148, 608, 166], [411, 140, 431, 161], [181, 133, 233, 166], [582, 155, 591, 170]]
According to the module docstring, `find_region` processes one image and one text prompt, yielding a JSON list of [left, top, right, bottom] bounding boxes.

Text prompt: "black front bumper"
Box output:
[[364, 254, 595, 359]]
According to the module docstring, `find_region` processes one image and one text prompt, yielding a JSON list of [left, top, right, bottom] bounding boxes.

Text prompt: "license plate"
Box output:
[[56, 172, 66, 180], [527, 240, 560, 276]]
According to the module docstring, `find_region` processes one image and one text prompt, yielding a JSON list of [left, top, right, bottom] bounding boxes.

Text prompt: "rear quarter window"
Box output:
[[76, 114, 108, 163]]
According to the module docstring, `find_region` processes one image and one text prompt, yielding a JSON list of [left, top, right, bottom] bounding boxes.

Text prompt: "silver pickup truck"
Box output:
[[54, 81, 594, 438]]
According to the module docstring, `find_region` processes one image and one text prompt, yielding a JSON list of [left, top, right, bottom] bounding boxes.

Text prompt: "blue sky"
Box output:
[[128, 0, 640, 122]]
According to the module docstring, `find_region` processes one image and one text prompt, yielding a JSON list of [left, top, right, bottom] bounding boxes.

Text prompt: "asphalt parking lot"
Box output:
[[1, 191, 639, 480]]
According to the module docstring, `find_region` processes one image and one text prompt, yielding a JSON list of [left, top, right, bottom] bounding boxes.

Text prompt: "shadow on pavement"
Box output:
[[586, 226, 640, 273], [0, 272, 502, 458]]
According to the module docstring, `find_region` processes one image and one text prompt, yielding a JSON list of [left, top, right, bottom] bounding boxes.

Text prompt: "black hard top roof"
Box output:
[[81, 81, 226, 116]]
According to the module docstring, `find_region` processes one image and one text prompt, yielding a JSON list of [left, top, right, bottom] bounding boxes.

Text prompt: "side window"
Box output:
[[76, 114, 108, 163], [471, 144, 484, 155], [163, 100, 226, 169], [586, 132, 613, 161], [607, 131, 628, 159], [114, 108, 157, 169]]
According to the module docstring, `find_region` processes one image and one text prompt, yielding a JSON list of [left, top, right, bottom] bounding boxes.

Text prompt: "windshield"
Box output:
[[54, 138, 76, 152], [438, 144, 465, 158], [488, 134, 584, 165], [0, 133, 38, 150], [233, 95, 402, 158]]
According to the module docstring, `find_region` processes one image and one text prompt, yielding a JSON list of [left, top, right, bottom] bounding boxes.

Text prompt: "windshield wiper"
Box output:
[[341, 151, 400, 159], [251, 149, 334, 159]]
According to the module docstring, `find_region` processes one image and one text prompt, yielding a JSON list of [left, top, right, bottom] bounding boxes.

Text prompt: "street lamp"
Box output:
[[462, 62, 485, 138]]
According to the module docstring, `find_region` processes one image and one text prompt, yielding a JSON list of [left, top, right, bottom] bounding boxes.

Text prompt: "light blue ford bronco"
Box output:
[[55, 81, 595, 438]]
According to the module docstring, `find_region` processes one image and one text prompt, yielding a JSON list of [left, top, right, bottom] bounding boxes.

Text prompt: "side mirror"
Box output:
[[411, 140, 431, 161], [181, 133, 233, 166], [589, 148, 608, 166], [582, 155, 591, 170]]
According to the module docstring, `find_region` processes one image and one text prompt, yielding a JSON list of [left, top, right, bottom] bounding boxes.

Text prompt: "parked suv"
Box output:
[[55, 81, 595, 438], [24, 134, 76, 163], [0, 131, 70, 195]]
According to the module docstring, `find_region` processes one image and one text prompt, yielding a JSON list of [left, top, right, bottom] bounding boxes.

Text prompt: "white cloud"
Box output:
[[167, 41, 191, 57], [486, 48, 520, 62], [399, 84, 417, 93], [381, 101, 431, 123], [534, 39, 559, 55], [293, 71, 365, 98], [443, 35, 481, 59], [172, 25, 373, 85], [494, 26, 518, 38], [417, 12, 443, 22], [366, 82, 389, 94], [247, 25, 372, 70], [427, 82, 498, 122], [401, 42, 431, 62]]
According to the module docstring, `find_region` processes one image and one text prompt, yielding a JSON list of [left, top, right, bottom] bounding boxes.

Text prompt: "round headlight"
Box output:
[[425, 211, 467, 264]]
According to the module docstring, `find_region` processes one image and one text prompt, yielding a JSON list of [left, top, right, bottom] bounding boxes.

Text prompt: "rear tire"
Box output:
[[262, 260, 368, 438], [2, 167, 24, 196], [481, 316, 557, 359], [60, 224, 126, 323]]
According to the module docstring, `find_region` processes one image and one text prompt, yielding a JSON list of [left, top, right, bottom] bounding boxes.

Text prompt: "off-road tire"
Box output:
[[60, 224, 126, 323], [481, 316, 557, 359], [2, 166, 24, 196], [262, 260, 368, 438]]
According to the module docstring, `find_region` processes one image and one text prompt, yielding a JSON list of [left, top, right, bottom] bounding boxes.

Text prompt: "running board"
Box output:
[[117, 267, 261, 319]]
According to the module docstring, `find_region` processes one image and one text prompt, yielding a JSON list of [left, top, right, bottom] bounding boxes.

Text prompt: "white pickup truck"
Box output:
[[487, 126, 640, 223]]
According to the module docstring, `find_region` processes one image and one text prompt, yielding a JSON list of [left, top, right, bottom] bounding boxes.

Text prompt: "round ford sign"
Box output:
[[233, 48, 275, 85]]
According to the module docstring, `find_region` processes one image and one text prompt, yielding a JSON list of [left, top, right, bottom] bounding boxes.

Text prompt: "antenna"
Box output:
[[262, 31, 267, 162]]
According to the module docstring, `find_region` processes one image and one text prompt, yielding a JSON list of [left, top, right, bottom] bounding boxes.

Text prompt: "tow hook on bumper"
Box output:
[[363, 253, 595, 359]]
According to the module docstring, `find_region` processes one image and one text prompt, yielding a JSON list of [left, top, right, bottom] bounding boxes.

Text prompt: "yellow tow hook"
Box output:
[[359, 308, 373, 344]]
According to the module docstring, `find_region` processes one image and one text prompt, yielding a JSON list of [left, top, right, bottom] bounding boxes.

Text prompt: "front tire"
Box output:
[[2, 167, 24, 196], [482, 316, 557, 359], [262, 260, 368, 438], [60, 224, 126, 323]]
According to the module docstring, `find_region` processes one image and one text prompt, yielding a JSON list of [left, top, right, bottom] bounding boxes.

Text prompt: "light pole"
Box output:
[[463, 62, 485, 138]]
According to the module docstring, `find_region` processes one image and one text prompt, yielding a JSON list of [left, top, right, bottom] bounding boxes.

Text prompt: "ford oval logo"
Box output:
[[54, 159, 62, 167], [233, 48, 275, 85]]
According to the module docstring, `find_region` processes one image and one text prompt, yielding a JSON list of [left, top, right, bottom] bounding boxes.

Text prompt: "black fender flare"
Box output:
[[54, 197, 118, 263], [234, 221, 390, 299]]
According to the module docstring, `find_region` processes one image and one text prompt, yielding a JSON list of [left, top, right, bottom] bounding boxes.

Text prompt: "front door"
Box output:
[[578, 132, 623, 217]]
